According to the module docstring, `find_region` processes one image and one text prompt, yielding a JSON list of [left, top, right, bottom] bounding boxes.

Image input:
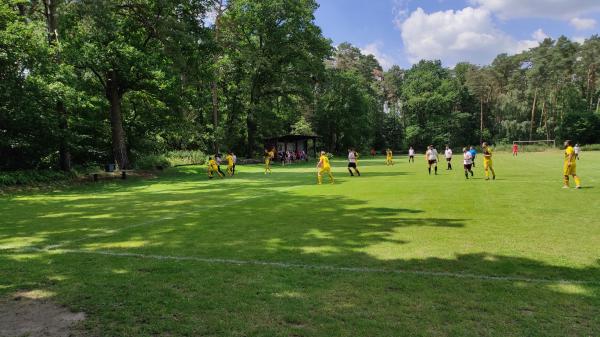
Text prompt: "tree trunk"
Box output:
[[44, 0, 72, 171], [529, 89, 537, 141], [596, 95, 600, 113], [210, 0, 225, 154], [106, 70, 129, 169], [586, 64, 596, 112], [541, 99, 549, 141], [57, 101, 71, 171], [246, 111, 257, 158], [479, 96, 483, 144]]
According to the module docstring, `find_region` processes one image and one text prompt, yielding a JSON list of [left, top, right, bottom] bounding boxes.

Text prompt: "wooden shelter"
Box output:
[[264, 134, 320, 159]]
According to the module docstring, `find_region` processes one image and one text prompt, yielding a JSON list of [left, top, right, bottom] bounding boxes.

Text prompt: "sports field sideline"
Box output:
[[1, 151, 599, 336]]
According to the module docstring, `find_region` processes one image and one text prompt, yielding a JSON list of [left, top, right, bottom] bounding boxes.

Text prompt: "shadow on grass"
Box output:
[[1, 166, 599, 336]]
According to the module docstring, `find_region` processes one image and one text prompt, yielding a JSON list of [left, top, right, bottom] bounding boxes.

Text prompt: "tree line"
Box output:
[[1, 0, 599, 171]]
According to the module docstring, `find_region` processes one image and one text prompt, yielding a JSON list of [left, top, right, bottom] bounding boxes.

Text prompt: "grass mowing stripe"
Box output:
[[20, 184, 307, 252], [16, 247, 599, 286]]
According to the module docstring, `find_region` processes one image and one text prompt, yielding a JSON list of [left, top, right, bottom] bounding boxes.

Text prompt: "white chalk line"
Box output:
[[14, 247, 599, 286]]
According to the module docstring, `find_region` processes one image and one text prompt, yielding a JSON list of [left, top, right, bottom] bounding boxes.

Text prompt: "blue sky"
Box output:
[[314, 0, 600, 69]]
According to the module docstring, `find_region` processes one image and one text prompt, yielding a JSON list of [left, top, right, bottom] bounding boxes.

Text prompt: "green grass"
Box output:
[[1, 151, 599, 336]]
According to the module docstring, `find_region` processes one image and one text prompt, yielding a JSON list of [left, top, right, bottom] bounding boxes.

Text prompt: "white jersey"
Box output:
[[444, 149, 453, 158], [426, 149, 438, 161], [348, 152, 356, 163], [574, 146, 580, 154], [232, 155, 237, 164], [408, 149, 415, 156], [463, 152, 473, 165]]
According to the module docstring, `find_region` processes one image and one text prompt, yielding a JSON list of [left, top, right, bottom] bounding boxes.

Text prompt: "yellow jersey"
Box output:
[[208, 159, 218, 169], [565, 146, 576, 166], [483, 147, 493, 161], [226, 155, 234, 166], [320, 155, 331, 169]]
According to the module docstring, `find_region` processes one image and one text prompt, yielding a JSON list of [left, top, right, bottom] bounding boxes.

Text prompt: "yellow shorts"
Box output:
[[564, 164, 576, 176], [484, 159, 493, 168], [319, 167, 331, 174], [265, 159, 271, 165]]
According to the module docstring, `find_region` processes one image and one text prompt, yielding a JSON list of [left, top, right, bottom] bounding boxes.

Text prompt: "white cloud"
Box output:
[[360, 41, 396, 70], [531, 28, 548, 41], [470, 0, 600, 19], [570, 17, 597, 30], [399, 7, 542, 66], [573, 36, 586, 44]]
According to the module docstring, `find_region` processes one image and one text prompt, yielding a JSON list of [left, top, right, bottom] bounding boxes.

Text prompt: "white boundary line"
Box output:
[[13, 247, 599, 286]]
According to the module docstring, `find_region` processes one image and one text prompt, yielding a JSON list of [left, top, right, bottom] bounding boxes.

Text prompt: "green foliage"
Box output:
[[0, 170, 76, 187], [290, 116, 314, 135], [134, 154, 171, 170], [166, 150, 206, 166], [1, 0, 600, 175]]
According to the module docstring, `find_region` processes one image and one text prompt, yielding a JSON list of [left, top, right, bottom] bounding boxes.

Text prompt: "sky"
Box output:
[[314, 0, 600, 69]]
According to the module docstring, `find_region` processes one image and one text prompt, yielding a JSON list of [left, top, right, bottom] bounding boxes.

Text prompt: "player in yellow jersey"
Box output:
[[563, 140, 581, 189], [482, 142, 496, 180], [207, 157, 224, 179], [264, 148, 274, 174], [386, 148, 394, 166], [317, 151, 334, 184], [226, 151, 235, 176]]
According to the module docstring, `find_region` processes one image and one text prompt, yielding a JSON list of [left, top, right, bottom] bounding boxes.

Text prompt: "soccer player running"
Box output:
[[386, 148, 394, 166], [425, 145, 439, 175], [347, 148, 361, 176], [463, 147, 474, 179], [574, 143, 580, 160], [482, 142, 496, 180], [444, 145, 453, 170], [512, 143, 519, 157], [408, 146, 415, 163], [563, 140, 582, 189], [207, 157, 224, 179], [469, 146, 477, 168], [226, 151, 235, 176], [264, 148, 274, 174], [317, 151, 334, 184]]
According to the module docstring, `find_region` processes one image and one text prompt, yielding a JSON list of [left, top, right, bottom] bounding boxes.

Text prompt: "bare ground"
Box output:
[[0, 290, 85, 337]]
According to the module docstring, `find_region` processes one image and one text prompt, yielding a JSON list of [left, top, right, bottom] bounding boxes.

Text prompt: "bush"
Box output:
[[493, 143, 556, 152], [134, 154, 171, 170], [165, 150, 206, 166], [580, 144, 600, 151], [0, 170, 76, 187]]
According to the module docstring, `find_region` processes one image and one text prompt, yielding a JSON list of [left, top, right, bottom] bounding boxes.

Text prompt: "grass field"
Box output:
[[1, 151, 599, 336]]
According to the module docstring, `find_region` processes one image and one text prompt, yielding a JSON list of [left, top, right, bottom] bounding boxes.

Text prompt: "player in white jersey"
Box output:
[[462, 147, 474, 179], [425, 145, 439, 175], [444, 145, 453, 170], [408, 146, 415, 163], [347, 148, 360, 176]]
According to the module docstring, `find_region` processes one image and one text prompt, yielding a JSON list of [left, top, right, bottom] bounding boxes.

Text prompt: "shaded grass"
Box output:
[[1, 151, 600, 336]]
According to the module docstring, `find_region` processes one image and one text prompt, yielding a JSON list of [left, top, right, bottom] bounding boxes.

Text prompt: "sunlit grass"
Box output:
[[0, 151, 599, 336]]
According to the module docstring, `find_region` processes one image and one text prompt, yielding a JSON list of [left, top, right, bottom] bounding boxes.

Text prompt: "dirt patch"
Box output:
[[0, 290, 86, 337]]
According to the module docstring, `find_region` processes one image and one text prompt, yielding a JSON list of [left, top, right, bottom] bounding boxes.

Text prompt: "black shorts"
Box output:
[[446, 158, 452, 162], [464, 164, 472, 170], [348, 162, 357, 168], [428, 159, 437, 165], [409, 155, 414, 158]]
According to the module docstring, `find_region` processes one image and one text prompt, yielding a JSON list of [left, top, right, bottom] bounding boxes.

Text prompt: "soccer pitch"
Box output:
[[1, 151, 599, 336]]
